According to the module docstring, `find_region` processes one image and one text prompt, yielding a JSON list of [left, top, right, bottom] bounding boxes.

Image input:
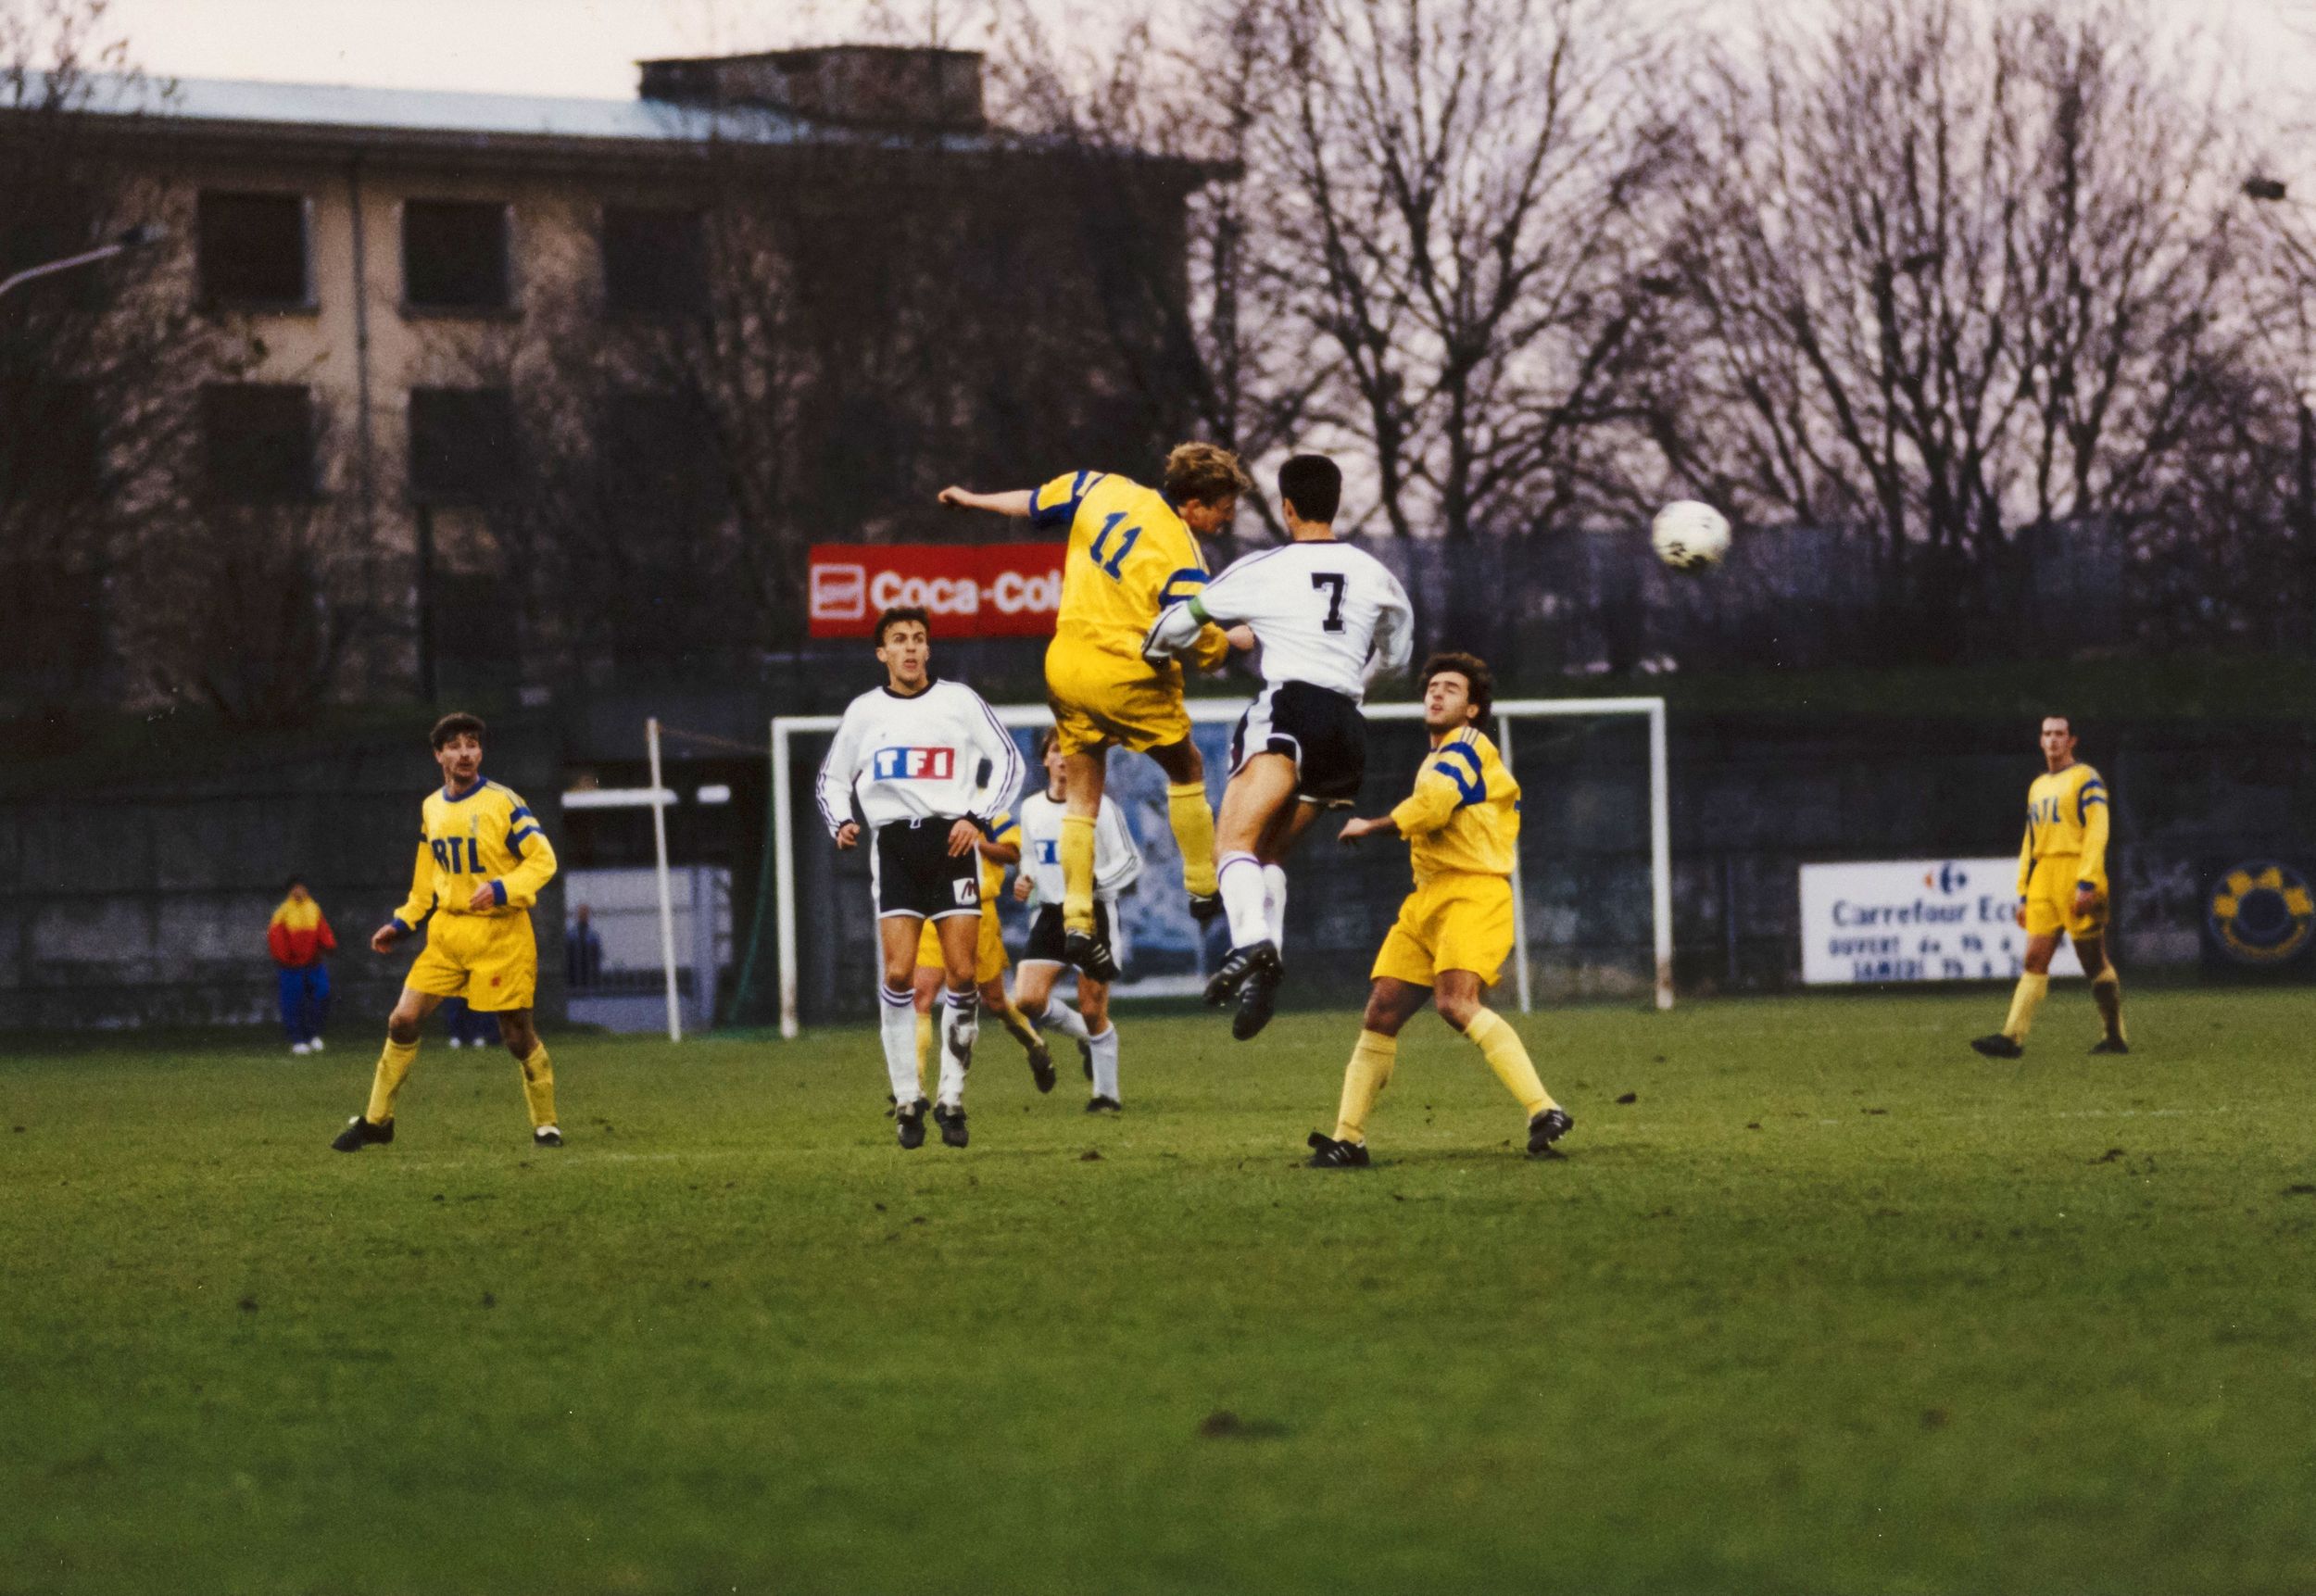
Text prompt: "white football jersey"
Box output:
[[1017, 790, 1142, 903], [1156, 539, 1413, 700], [814, 677, 1025, 836]]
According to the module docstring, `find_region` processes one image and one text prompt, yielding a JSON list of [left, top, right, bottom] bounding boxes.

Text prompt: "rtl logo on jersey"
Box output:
[[872, 747, 957, 781]]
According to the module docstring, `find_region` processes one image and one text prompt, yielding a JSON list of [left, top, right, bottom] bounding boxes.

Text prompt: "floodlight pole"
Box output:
[[0, 224, 166, 303], [648, 717, 683, 1042]]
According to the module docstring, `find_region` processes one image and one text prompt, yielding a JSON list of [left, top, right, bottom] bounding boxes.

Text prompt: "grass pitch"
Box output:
[[5, 988, 2314, 1595]]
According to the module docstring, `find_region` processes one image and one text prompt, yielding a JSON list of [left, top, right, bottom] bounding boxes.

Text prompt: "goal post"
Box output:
[[769, 695, 1671, 1038]]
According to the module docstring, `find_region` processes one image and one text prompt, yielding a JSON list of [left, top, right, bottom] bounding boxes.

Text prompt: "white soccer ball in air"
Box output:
[[1650, 500, 1731, 572]]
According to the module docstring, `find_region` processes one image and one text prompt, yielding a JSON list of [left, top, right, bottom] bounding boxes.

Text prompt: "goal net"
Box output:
[[753, 697, 1668, 1037]]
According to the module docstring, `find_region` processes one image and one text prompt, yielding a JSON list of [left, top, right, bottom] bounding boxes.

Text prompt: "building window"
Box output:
[[0, 382, 101, 502], [602, 206, 709, 318], [196, 192, 311, 308], [409, 387, 518, 505], [201, 384, 316, 502], [402, 200, 510, 311]]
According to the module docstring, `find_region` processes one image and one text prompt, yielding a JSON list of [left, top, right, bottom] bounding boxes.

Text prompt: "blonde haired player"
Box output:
[[1971, 715, 2128, 1059], [910, 808, 1056, 1095], [1305, 654, 1573, 1168], [938, 443, 1252, 982], [333, 712, 562, 1152]]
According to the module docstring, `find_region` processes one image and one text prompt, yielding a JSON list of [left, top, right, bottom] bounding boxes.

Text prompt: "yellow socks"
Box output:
[[993, 999, 1042, 1052], [1466, 1009, 1554, 1118], [1061, 811, 1098, 932], [518, 1043, 557, 1129], [1167, 780, 1218, 899], [1333, 1030, 1398, 1144], [365, 1037, 418, 1125], [2002, 973, 2049, 1041], [2092, 970, 2127, 1045], [913, 1012, 934, 1096]]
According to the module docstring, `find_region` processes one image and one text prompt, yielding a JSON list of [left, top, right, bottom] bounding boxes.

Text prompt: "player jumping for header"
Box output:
[[334, 712, 562, 1152], [938, 443, 1252, 983], [1306, 654, 1572, 1168], [1143, 452, 1412, 1039], [817, 606, 1026, 1150], [1971, 714, 2128, 1060]]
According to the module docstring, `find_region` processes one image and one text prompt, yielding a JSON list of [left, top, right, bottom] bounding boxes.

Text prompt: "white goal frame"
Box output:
[[769, 696, 1671, 1038]]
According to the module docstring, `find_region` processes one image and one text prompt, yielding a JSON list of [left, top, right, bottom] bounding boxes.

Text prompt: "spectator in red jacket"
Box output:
[[269, 877, 337, 1055]]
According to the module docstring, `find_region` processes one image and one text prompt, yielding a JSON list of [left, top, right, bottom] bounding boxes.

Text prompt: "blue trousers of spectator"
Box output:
[[278, 964, 330, 1045]]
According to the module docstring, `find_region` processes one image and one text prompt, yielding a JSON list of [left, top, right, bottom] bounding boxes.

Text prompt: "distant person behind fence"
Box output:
[[567, 904, 603, 990], [268, 877, 336, 1056]]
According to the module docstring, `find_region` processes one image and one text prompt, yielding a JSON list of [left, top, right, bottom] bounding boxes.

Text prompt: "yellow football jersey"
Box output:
[[2016, 761, 2110, 894], [1389, 728, 1520, 883], [1028, 470, 1229, 671], [391, 778, 559, 932], [976, 810, 1020, 903]]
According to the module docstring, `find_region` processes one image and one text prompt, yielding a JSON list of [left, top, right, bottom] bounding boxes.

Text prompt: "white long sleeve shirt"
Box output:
[[814, 677, 1025, 836], [1143, 539, 1413, 700], [1017, 790, 1143, 904]]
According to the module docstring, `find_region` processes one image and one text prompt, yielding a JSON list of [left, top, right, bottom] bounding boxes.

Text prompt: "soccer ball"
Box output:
[[1650, 500, 1731, 572]]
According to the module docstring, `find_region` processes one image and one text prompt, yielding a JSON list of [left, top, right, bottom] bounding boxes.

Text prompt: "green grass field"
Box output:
[[6, 988, 2314, 1595]]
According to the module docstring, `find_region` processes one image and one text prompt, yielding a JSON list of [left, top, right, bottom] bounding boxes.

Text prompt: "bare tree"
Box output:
[[1257, 0, 1684, 541], [1661, 0, 2258, 656]]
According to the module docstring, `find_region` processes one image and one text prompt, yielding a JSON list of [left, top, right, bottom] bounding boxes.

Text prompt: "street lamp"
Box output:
[[2244, 176, 2316, 636], [0, 222, 167, 302]]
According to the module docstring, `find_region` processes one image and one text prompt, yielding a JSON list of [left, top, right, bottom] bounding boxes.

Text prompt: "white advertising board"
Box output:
[[1799, 859, 2083, 985]]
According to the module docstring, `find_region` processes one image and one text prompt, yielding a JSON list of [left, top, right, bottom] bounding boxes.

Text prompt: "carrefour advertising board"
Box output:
[[1799, 859, 2083, 985]]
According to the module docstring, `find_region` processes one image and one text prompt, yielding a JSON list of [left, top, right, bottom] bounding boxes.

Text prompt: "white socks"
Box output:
[[1034, 999, 1093, 1041], [1263, 863, 1288, 950], [1088, 1025, 1121, 1101], [878, 984, 920, 1104], [938, 987, 977, 1109], [1218, 849, 1270, 949]]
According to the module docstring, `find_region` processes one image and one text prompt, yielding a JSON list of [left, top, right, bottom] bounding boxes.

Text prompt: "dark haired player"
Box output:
[[817, 607, 1026, 1150], [1144, 452, 1412, 1038], [1971, 715, 2128, 1059], [1306, 655, 1572, 1167], [333, 712, 563, 1152]]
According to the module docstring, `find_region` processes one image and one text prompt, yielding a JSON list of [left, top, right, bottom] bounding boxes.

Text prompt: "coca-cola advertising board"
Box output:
[[808, 544, 1064, 638]]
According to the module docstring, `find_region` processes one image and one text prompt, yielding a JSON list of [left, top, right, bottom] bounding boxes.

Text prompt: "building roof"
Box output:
[[49, 71, 1006, 168]]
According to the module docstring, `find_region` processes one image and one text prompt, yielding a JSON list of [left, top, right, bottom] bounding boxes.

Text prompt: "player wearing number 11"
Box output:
[[938, 443, 1253, 981]]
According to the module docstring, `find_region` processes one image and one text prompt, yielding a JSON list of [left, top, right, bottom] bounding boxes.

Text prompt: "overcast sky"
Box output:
[[84, 0, 2316, 163]]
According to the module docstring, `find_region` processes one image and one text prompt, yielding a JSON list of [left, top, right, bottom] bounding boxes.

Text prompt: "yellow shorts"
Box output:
[[1371, 873, 1517, 988], [2023, 855, 2108, 939], [918, 908, 1008, 985], [406, 911, 538, 1012], [1046, 638, 1190, 756]]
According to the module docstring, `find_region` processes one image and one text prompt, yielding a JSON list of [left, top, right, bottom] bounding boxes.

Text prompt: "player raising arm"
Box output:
[[1305, 654, 1572, 1168], [938, 442, 1252, 983], [818, 606, 1025, 1150], [1971, 715, 2128, 1060], [1145, 452, 1412, 1039], [333, 712, 563, 1153]]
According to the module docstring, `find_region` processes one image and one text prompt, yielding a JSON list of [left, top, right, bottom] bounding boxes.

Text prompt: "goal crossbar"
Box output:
[[770, 696, 1670, 1037]]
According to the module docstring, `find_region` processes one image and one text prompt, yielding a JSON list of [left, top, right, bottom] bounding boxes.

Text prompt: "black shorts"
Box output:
[[1230, 680, 1367, 806], [872, 818, 982, 921], [1024, 902, 1113, 967]]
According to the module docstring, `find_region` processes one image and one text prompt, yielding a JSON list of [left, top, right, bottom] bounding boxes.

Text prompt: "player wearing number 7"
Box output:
[[1144, 453, 1413, 1039], [938, 443, 1252, 982]]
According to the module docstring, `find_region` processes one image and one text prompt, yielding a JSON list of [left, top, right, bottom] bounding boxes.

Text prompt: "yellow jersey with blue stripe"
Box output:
[[1028, 471, 1229, 671], [2017, 762, 2110, 895], [391, 778, 558, 932], [1390, 728, 1520, 883]]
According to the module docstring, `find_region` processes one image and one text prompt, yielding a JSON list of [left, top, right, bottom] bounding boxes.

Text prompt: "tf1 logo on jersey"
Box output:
[[872, 747, 956, 782]]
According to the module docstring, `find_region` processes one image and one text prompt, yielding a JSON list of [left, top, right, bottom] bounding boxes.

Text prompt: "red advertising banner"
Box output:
[[808, 543, 1065, 638]]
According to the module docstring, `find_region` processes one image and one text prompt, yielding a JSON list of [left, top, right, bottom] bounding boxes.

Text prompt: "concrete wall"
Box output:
[[0, 721, 564, 1030]]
